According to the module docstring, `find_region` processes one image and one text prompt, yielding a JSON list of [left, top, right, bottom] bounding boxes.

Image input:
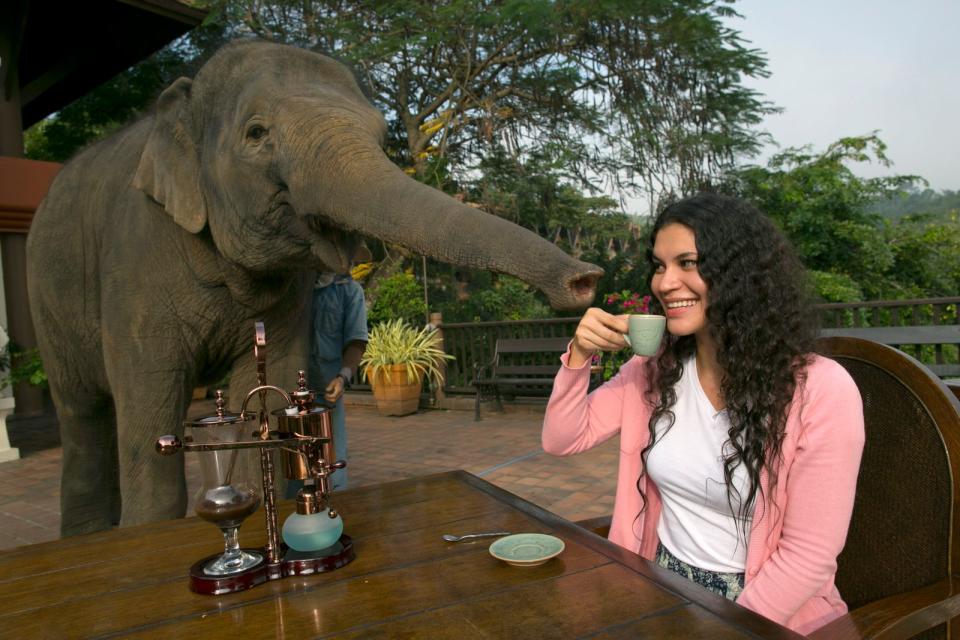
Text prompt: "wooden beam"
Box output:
[[117, 0, 208, 26]]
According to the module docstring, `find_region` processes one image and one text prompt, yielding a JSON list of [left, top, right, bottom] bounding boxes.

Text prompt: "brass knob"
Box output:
[[155, 435, 183, 455]]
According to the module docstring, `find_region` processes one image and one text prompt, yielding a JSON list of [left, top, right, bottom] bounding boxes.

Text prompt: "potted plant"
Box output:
[[360, 319, 454, 416]]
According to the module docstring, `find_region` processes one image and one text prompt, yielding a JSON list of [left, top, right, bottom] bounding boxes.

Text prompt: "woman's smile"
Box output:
[[663, 298, 701, 318]]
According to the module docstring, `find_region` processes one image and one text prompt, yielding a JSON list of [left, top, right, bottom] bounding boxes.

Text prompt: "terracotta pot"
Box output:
[[370, 364, 422, 416]]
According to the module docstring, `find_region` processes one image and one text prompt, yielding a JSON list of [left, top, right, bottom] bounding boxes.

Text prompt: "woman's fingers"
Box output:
[[573, 308, 629, 355]]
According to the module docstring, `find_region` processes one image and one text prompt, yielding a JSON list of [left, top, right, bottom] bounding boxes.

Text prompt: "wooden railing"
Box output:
[[441, 318, 582, 393], [816, 297, 959, 378], [817, 297, 959, 329], [433, 297, 960, 391]]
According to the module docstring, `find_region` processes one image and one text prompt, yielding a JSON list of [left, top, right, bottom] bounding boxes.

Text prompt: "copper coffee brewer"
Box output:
[[156, 322, 354, 595]]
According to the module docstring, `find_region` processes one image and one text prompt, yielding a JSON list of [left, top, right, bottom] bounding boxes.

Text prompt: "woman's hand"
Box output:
[[568, 308, 629, 369]]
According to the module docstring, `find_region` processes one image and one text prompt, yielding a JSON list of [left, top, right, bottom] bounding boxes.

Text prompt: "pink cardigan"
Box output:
[[543, 352, 864, 635]]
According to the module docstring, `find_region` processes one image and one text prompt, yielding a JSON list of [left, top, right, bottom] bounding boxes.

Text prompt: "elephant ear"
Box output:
[[133, 77, 207, 234]]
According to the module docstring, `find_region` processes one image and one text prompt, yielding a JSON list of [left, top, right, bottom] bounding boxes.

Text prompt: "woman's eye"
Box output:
[[680, 259, 698, 269], [653, 264, 665, 274], [246, 125, 268, 141]]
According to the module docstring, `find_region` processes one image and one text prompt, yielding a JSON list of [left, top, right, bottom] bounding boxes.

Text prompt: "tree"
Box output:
[[725, 134, 959, 301], [367, 271, 427, 326], [883, 212, 960, 299], [202, 0, 774, 203], [870, 188, 960, 221]]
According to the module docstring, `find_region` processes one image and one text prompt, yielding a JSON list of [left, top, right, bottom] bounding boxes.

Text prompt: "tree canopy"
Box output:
[[725, 134, 959, 301], [193, 0, 774, 201]]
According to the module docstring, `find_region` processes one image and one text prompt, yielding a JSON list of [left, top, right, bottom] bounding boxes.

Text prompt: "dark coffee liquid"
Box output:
[[195, 485, 261, 527]]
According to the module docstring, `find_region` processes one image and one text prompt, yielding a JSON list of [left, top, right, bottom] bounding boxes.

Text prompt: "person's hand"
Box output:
[[325, 375, 345, 403], [569, 308, 629, 368]]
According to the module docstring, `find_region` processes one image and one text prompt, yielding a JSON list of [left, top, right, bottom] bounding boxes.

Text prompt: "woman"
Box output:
[[542, 193, 864, 634]]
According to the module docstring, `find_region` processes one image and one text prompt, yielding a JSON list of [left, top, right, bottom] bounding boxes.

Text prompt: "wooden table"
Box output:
[[0, 471, 801, 639]]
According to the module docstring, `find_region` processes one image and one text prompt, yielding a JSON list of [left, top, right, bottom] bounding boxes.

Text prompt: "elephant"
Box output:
[[26, 39, 601, 536]]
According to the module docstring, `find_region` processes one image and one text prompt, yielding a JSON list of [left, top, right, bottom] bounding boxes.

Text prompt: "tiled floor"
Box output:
[[0, 395, 617, 551]]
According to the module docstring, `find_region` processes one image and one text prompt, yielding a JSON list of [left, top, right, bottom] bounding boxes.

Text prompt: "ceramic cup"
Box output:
[[622, 314, 666, 356]]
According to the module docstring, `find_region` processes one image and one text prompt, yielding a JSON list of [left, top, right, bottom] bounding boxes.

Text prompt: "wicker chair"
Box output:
[[575, 336, 960, 639]]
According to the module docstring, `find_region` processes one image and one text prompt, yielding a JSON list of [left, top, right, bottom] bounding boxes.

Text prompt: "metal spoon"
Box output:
[[442, 531, 512, 542]]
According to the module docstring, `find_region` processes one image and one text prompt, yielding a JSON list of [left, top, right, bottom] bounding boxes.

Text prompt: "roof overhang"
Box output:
[[17, 0, 206, 127]]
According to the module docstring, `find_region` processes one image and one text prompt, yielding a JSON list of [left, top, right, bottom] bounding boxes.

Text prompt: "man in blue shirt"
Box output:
[[307, 271, 368, 491]]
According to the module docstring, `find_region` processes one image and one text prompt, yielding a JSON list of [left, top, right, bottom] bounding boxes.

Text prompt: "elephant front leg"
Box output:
[[112, 370, 192, 527]]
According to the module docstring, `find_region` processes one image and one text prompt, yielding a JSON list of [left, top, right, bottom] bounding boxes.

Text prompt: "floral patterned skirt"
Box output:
[[655, 542, 745, 602]]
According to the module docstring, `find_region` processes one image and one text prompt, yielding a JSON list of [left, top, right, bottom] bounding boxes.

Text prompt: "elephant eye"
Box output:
[[246, 124, 268, 141]]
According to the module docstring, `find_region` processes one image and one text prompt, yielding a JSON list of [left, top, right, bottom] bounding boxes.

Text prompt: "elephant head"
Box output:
[[133, 40, 601, 309]]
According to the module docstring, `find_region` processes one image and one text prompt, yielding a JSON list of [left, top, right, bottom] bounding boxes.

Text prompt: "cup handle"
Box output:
[[622, 333, 631, 348]]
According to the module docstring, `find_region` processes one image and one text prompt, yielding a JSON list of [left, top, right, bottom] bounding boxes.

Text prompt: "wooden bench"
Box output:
[[820, 325, 960, 377], [473, 337, 600, 421]]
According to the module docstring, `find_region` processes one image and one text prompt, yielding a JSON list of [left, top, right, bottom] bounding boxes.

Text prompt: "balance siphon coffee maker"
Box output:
[[156, 322, 355, 595]]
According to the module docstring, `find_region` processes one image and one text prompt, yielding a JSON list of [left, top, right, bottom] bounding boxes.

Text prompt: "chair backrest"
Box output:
[[816, 337, 960, 612]]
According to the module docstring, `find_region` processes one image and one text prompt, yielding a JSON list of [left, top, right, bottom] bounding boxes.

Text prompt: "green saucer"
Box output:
[[489, 533, 565, 567]]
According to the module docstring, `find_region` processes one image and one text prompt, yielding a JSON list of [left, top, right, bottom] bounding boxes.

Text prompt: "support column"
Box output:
[[0, 0, 46, 418]]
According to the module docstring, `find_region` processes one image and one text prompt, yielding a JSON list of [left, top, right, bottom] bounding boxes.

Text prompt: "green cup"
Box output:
[[622, 314, 666, 356]]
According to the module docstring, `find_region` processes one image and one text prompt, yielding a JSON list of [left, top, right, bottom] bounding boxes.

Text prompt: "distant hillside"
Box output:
[[870, 188, 960, 220]]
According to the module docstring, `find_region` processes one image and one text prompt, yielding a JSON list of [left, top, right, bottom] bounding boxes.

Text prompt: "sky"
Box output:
[[728, 0, 960, 191]]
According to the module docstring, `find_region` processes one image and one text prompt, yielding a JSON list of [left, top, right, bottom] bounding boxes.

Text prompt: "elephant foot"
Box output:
[[61, 516, 116, 537]]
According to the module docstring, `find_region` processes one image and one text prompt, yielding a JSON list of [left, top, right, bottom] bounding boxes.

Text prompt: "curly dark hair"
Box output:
[[638, 193, 819, 539]]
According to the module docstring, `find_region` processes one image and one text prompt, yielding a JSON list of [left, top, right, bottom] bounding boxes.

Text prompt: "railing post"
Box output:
[[428, 312, 446, 407]]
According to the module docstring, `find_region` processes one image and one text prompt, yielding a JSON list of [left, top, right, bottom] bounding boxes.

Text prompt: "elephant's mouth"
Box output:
[[303, 212, 357, 273]]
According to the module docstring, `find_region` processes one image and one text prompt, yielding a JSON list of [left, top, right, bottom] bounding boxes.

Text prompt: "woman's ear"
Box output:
[[132, 77, 207, 233]]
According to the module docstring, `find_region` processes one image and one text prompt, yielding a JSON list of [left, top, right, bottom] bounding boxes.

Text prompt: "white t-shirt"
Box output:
[[645, 355, 754, 573]]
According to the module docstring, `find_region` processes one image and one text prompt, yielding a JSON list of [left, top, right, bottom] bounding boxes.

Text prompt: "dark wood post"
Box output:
[[428, 312, 446, 407], [0, 0, 45, 416]]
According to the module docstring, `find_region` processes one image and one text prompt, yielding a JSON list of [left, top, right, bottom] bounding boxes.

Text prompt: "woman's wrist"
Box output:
[[567, 343, 595, 369]]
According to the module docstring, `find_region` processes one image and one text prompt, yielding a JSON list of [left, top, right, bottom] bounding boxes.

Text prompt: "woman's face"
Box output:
[[650, 223, 710, 341]]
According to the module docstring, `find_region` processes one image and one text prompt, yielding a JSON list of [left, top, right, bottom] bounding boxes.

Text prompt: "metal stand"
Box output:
[[157, 322, 355, 595]]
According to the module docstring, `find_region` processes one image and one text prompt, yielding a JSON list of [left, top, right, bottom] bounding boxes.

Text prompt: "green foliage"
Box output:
[[464, 276, 551, 322], [368, 272, 427, 326], [429, 273, 552, 323], [883, 212, 960, 298], [359, 319, 454, 387], [469, 146, 620, 230], [870, 188, 960, 220], [1, 345, 48, 391], [725, 134, 958, 301], [807, 271, 864, 303]]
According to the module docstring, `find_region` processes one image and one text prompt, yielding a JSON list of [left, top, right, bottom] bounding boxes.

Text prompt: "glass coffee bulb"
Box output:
[[283, 509, 343, 552]]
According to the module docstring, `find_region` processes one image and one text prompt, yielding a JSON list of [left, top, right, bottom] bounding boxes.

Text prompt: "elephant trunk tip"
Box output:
[[552, 267, 603, 311]]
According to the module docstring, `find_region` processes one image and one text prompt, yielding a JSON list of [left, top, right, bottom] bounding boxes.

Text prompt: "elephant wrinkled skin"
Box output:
[[26, 40, 601, 535]]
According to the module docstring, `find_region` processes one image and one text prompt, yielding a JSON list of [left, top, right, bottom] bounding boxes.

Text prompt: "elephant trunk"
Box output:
[[289, 146, 602, 310]]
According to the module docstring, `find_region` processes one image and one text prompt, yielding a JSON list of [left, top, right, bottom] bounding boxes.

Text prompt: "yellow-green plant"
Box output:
[[360, 319, 454, 387]]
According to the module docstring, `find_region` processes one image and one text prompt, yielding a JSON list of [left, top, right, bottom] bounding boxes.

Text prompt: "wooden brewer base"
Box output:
[[188, 534, 355, 595]]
